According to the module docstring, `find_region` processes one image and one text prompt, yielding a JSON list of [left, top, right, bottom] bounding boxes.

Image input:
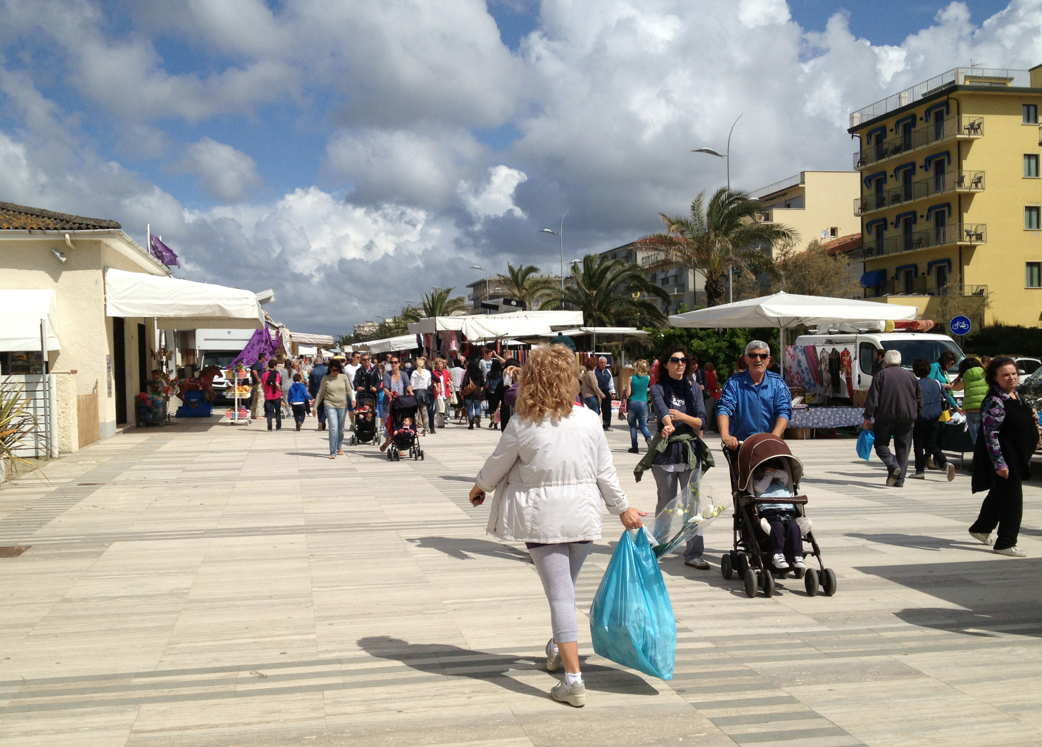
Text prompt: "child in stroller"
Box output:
[[382, 395, 424, 461], [752, 457, 806, 571], [350, 391, 379, 445]]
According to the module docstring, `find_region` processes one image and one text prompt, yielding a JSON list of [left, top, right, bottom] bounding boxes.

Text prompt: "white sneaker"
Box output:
[[945, 463, 956, 482], [969, 530, 994, 546], [792, 555, 806, 569], [550, 679, 586, 707], [994, 546, 1027, 558], [545, 639, 560, 672], [772, 553, 790, 570]]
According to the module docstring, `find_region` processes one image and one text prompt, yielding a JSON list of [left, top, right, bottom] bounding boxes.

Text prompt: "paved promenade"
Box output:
[[1, 416, 1041, 746]]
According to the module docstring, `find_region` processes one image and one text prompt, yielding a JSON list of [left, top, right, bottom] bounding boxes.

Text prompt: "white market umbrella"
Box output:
[[668, 292, 918, 372]]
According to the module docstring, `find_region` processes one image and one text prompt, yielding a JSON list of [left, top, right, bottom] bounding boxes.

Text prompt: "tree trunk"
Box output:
[[704, 277, 726, 307]]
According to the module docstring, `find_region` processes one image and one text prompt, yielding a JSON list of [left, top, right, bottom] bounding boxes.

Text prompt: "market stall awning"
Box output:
[[291, 332, 335, 346], [669, 292, 917, 329], [356, 334, 418, 355], [408, 310, 583, 336], [105, 268, 265, 329], [0, 289, 60, 351], [538, 327, 649, 338]]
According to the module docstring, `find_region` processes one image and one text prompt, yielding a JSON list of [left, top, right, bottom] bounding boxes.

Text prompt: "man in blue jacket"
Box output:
[[717, 340, 792, 450], [308, 357, 329, 431]]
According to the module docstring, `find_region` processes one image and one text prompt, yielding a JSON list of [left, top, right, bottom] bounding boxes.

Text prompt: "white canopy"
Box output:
[[0, 290, 60, 351], [408, 310, 583, 336], [291, 332, 335, 346], [538, 327, 649, 338], [357, 335, 418, 354], [669, 292, 917, 329], [105, 268, 265, 329]]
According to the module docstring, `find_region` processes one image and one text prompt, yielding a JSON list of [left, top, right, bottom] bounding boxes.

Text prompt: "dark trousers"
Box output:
[[311, 393, 326, 426], [765, 514, 803, 556], [913, 419, 947, 473], [265, 399, 282, 430], [600, 391, 613, 428], [501, 405, 512, 430], [873, 419, 913, 481], [970, 474, 1024, 550], [291, 403, 307, 426]]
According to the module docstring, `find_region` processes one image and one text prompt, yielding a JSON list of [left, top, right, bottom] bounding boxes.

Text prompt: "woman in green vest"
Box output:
[[953, 357, 988, 445]]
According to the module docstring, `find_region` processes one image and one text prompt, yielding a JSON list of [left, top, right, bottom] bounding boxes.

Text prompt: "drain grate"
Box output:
[[0, 546, 31, 558]]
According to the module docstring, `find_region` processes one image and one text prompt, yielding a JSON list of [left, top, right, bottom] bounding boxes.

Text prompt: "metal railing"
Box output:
[[850, 67, 1030, 127], [855, 170, 985, 215], [854, 115, 983, 169], [878, 280, 988, 298], [750, 172, 803, 200], [856, 223, 986, 259]]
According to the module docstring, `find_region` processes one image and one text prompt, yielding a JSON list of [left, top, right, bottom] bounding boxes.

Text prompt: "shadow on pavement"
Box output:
[[407, 536, 532, 563], [857, 557, 1042, 637], [847, 532, 982, 553], [357, 636, 658, 698], [286, 451, 334, 459]]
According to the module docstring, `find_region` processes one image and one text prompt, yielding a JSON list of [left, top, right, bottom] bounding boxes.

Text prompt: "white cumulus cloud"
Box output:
[[459, 166, 528, 220], [174, 138, 264, 203]]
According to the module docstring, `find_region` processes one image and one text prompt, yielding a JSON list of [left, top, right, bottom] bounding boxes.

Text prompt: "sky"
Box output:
[[1, 0, 1039, 335]]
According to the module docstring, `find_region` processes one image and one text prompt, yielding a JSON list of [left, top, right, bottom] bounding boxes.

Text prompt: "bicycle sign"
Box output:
[[950, 315, 972, 336]]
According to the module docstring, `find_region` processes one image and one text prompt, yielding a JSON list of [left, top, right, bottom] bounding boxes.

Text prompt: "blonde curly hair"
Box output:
[[515, 345, 580, 424], [634, 359, 649, 377]]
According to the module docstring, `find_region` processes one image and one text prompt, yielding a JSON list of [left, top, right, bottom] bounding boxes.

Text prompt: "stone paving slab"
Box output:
[[0, 416, 1041, 745]]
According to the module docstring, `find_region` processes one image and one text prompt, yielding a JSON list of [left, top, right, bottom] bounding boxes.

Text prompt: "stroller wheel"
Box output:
[[742, 568, 757, 598], [804, 567, 819, 596], [821, 568, 838, 597], [350, 435, 356, 445], [736, 553, 750, 577], [761, 570, 775, 598], [721, 553, 733, 580], [792, 567, 805, 580]]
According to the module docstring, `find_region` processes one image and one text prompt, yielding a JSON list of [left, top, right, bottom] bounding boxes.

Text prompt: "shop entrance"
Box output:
[[137, 323, 147, 394], [113, 317, 127, 424]]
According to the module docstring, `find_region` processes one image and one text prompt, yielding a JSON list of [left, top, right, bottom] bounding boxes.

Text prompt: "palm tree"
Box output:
[[419, 287, 467, 317], [541, 254, 670, 327], [641, 187, 797, 307], [495, 263, 557, 310]]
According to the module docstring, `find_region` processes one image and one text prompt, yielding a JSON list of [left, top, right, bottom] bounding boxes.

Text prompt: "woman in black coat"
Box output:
[[969, 357, 1040, 557]]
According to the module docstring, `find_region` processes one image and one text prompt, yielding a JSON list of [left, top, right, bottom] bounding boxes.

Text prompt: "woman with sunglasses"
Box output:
[[647, 344, 710, 569], [379, 357, 414, 452]]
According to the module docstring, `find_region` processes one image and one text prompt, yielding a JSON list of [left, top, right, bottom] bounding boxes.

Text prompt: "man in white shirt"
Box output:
[[344, 351, 362, 424], [449, 360, 466, 422]]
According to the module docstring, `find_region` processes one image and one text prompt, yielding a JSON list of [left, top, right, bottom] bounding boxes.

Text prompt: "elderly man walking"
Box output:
[[717, 341, 793, 451], [863, 350, 922, 487], [595, 356, 616, 431]]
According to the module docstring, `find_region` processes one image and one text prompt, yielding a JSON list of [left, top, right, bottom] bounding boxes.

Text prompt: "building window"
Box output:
[[935, 264, 949, 293], [830, 227, 838, 237], [1026, 155, 1040, 178], [1028, 263, 1042, 288], [1027, 206, 1042, 231], [1024, 104, 1039, 124]]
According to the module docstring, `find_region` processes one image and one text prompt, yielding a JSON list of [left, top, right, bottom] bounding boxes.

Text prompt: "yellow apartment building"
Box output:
[[750, 171, 862, 251], [849, 65, 1042, 327]]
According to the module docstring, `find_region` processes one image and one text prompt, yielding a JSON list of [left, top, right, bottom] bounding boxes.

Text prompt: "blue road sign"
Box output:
[[950, 315, 972, 336]]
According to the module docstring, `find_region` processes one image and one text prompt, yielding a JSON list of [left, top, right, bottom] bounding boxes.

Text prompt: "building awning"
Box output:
[[105, 268, 264, 329], [356, 335, 418, 354], [0, 290, 60, 351], [860, 270, 888, 288], [291, 332, 335, 346], [408, 310, 583, 335]]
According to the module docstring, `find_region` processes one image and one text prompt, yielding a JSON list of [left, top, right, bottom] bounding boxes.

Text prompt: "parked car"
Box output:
[[1017, 364, 1042, 411], [1014, 357, 1041, 385]]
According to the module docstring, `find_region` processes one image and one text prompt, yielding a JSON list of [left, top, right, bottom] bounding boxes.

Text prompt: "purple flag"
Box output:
[[149, 234, 181, 267]]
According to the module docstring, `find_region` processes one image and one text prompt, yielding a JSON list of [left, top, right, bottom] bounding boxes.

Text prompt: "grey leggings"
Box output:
[[528, 542, 593, 644]]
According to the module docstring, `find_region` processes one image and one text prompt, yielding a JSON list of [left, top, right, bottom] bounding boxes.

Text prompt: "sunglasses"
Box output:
[[746, 353, 769, 360], [391, 361, 400, 364], [668, 356, 688, 364]]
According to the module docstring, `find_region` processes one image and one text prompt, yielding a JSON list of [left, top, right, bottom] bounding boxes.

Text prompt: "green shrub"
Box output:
[[962, 325, 1042, 357]]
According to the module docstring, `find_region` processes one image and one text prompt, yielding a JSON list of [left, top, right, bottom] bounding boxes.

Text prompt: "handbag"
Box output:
[[939, 409, 951, 423], [461, 380, 477, 397]]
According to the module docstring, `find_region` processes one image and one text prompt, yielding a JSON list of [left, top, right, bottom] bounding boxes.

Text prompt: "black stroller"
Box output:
[[350, 391, 379, 446], [721, 433, 836, 598], [387, 394, 424, 461]]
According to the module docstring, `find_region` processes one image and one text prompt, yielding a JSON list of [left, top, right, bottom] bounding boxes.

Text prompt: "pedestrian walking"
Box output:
[[501, 361, 520, 431], [315, 360, 355, 459], [862, 350, 922, 487], [287, 373, 312, 431], [624, 359, 651, 454], [969, 357, 1040, 557], [486, 359, 505, 430], [595, 356, 615, 430], [380, 356, 413, 451], [703, 361, 721, 432], [449, 359, 466, 422], [461, 360, 485, 429], [345, 351, 362, 425], [262, 359, 283, 431], [910, 358, 955, 481], [433, 358, 452, 429], [308, 357, 329, 431], [250, 353, 268, 420], [579, 358, 601, 413], [645, 344, 709, 569], [717, 341, 791, 450], [411, 357, 433, 435], [952, 357, 988, 445], [469, 345, 645, 707]]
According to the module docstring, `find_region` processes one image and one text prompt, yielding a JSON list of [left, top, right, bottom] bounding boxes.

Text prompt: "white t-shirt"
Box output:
[[345, 363, 361, 385], [449, 366, 466, 390], [411, 368, 432, 390]]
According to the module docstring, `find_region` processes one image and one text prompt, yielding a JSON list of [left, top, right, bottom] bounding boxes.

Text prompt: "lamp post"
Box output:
[[540, 208, 570, 292], [692, 113, 742, 303]]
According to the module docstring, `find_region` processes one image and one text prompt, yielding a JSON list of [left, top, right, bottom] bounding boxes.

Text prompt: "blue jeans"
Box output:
[[965, 411, 981, 446], [627, 400, 651, 448], [583, 396, 600, 414], [466, 397, 482, 422], [326, 406, 347, 455]]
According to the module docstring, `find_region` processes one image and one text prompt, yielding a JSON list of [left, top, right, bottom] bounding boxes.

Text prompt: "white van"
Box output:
[[196, 329, 255, 400], [792, 326, 965, 399]]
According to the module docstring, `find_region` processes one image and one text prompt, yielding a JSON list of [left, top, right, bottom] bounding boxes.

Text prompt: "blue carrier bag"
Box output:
[[589, 528, 676, 680], [856, 429, 875, 461]]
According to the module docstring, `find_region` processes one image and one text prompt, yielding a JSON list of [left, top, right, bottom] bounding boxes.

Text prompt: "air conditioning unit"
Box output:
[[755, 214, 765, 222]]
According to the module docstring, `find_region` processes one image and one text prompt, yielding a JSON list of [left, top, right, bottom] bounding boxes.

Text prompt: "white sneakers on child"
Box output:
[[792, 555, 806, 569], [772, 553, 789, 570]]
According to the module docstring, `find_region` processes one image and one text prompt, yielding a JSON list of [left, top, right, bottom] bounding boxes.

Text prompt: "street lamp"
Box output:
[[471, 263, 489, 310], [540, 208, 570, 292], [692, 113, 742, 303]]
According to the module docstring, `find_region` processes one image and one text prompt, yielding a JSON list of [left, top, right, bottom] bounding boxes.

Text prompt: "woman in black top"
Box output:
[[486, 359, 505, 430], [462, 360, 486, 430], [969, 357, 1039, 557], [648, 344, 708, 569]]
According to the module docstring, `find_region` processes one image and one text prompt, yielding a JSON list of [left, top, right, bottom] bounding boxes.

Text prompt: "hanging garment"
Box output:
[[818, 348, 832, 398], [783, 346, 804, 390], [828, 348, 842, 395], [449, 332, 459, 352], [841, 348, 854, 398]]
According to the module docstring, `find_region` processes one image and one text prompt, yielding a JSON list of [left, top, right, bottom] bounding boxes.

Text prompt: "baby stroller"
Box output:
[[721, 433, 836, 598], [387, 394, 424, 462], [350, 391, 379, 446]]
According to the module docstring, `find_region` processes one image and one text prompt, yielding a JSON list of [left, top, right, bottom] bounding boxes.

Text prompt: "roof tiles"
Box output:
[[0, 201, 121, 231]]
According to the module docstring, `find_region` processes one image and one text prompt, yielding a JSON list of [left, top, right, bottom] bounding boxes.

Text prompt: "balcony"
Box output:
[[854, 115, 983, 169], [856, 223, 986, 259], [877, 280, 988, 297], [855, 170, 984, 215]]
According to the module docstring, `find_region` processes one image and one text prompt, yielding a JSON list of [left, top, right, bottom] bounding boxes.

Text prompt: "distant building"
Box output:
[[749, 171, 862, 253], [849, 64, 1042, 326], [601, 242, 703, 314], [353, 321, 380, 337]]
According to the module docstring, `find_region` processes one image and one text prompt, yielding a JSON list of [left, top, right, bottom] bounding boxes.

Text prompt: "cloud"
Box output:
[[459, 165, 528, 220], [174, 138, 264, 203]]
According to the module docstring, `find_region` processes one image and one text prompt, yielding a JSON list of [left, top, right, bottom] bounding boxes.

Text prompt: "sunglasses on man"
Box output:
[[746, 353, 769, 360]]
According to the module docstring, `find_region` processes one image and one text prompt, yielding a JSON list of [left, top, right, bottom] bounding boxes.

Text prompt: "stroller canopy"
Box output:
[[737, 433, 804, 491], [391, 394, 418, 412]]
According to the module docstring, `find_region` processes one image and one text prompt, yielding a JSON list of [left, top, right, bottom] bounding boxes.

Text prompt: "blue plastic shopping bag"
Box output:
[[589, 528, 676, 680], [856, 429, 874, 461]]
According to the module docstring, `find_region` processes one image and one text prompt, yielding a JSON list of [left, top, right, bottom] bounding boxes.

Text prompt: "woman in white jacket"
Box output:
[[469, 345, 645, 707]]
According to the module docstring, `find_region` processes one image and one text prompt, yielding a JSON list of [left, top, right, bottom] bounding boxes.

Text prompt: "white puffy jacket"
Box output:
[[476, 405, 629, 543]]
